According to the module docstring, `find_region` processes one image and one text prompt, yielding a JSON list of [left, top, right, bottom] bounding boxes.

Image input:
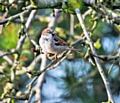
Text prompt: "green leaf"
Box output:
[[62, 0, 83, 14], [94, 39, 101, 49], [102, 100, 111, 103]]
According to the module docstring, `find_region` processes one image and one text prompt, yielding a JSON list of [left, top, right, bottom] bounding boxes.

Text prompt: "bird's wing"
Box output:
[[54, 35, 67, 46]]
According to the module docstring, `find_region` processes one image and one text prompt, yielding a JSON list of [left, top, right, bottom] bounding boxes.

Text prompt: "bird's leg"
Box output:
[[52, 53, 58, 60], [45, 52, 49, 57]]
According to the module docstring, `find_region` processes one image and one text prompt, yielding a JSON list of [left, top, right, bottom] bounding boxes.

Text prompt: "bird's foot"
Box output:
[[52, 53, 58, 60]]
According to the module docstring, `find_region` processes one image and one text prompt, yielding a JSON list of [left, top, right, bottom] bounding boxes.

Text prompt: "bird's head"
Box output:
[[41, 28, 57, 37]]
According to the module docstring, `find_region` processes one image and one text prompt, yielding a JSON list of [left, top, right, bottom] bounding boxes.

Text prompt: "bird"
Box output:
[[39, 28, 81, 60]]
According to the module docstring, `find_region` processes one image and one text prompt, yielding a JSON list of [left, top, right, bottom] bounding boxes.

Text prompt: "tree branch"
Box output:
[[90, 52, 120, 62], [0, 50, 17, 58], [75, 8, 115, 103], [0, 5, 32, 25]]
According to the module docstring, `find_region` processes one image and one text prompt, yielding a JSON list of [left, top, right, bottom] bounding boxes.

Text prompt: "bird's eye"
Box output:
[[52, 33, 55, 36], [47, 30, 52, 34]]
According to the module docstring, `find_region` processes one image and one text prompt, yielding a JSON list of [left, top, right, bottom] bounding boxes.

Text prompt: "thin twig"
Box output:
[[21, 10, 39, 48], [32, 9, 61, 103], [70, 14, 74, 35], [27, 50, 71, 80], [0, 50, 13, 65], [0, 5, 32, 25], [90, 52, 120, 62], [93, 3, 120, 24], [4, 95, 28, 100], [0, 50, 17, 58], [47, 50, 71, 70], [2, 9, 37, 102]]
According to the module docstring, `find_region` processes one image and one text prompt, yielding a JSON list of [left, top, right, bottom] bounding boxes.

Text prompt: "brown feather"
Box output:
[[54, 35, 67, 46], [42, 28, 52, 35]]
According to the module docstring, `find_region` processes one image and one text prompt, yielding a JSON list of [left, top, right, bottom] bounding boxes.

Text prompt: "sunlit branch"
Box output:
[[27, 50, 71, 78], [70, 14, 74, 35], [15, 54, 41, 76], [4, 95, 28, 100], [17, 51, 71, 101], [0, 50, 13, 65], [0, 5, 32, 25], [31, 8, 62, 103], [2, 8, 38, 102], [108, 61, 116, 74], [18, 10, 39, 49], [75, 7, 115, 103], [0, 50, 17, 58], [90, 52, 120, 62], [93, 3, 120, 24], [82, 8, 92, 20]]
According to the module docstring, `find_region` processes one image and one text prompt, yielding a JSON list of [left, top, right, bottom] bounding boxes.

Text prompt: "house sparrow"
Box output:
[[39, 28, 81, 60]]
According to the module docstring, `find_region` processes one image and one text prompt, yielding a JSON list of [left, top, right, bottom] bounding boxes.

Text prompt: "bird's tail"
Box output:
[[66, 47, 82, 53]]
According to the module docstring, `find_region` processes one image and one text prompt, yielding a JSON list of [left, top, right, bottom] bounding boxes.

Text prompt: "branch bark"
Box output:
[[33, 9, 61, 103], [0, 5, 32, 25], [75, 8, 114, 103]]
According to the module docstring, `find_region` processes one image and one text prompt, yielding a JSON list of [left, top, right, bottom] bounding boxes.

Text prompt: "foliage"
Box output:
[[0, 23, 19, 50], [62, 0, 83, 14]]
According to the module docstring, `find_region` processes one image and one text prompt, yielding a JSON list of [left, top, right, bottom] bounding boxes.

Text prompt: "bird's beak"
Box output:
[[53, 31, 57, 35]]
